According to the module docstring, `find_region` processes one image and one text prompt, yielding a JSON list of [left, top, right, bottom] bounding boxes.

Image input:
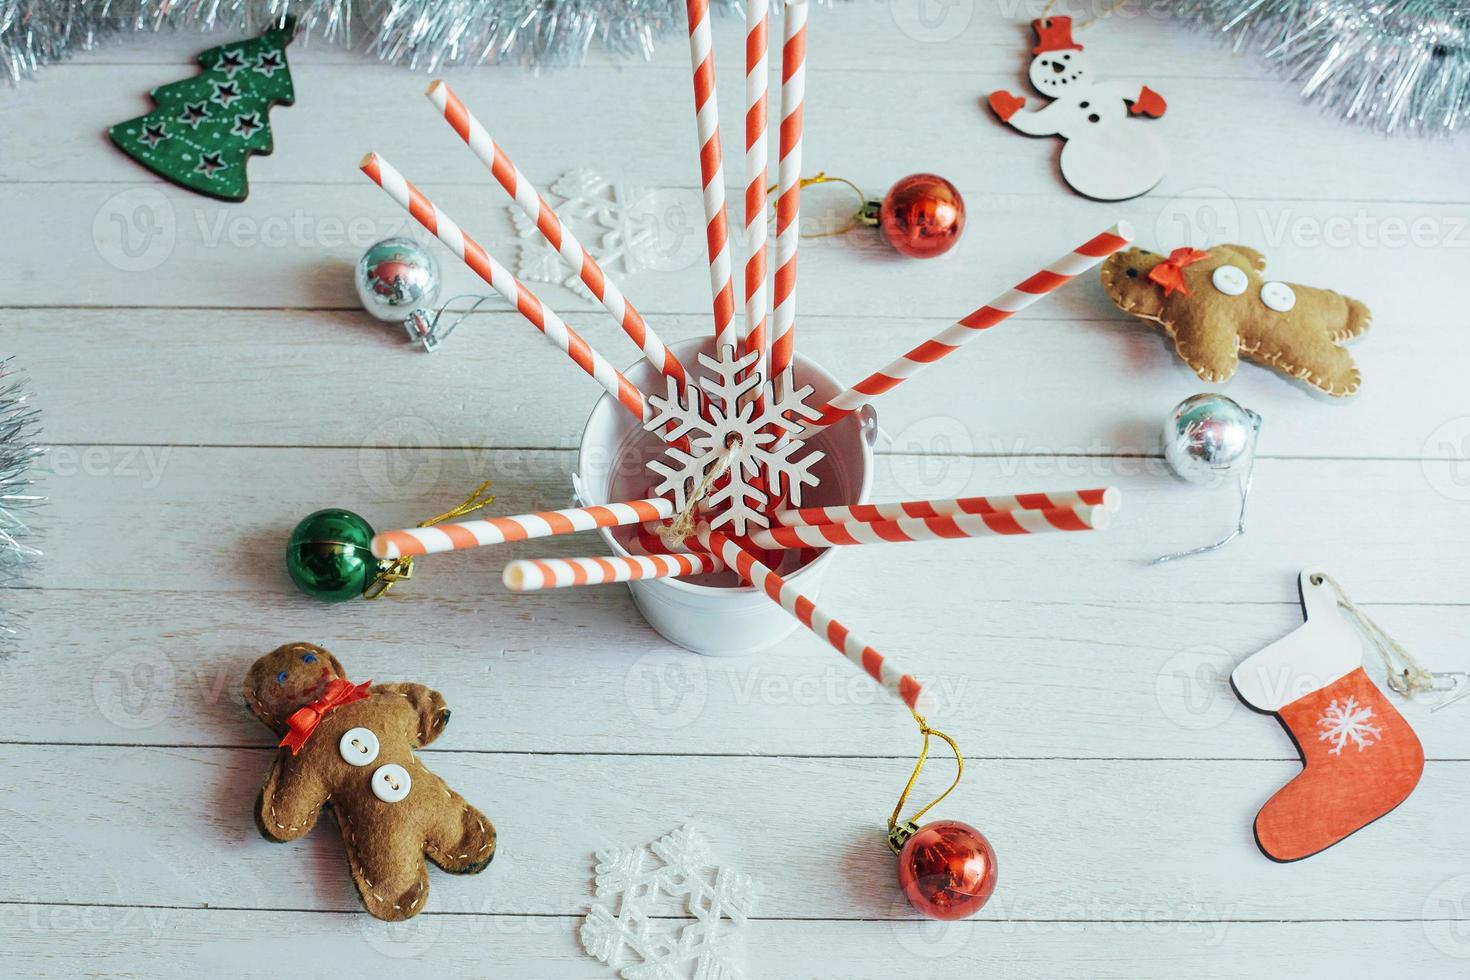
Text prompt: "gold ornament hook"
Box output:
[[765, 171, 870, 238], [364, 480, 497, 599], [887, 711, 965, 853]]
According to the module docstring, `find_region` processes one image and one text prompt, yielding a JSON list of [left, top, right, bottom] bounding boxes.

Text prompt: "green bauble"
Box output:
[[286, 508, 380, 602]]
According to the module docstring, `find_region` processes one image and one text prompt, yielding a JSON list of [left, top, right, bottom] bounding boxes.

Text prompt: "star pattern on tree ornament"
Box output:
[[138, 122, 169, 148], [581, 825, 759, 980], [195, 152, 227, 178], [216, 48, 246, 77], [178, 101, 210, 129], [255, 51, 285, 77], [232, 112, 263, 139], [643, 347, 825, 536], [106, 16, 295, 202], [211, 81, 241, 108]]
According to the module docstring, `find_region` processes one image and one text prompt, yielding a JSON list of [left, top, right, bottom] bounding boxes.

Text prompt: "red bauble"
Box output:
[[879, 174, 966, 259], [896, 820, 997, 920]]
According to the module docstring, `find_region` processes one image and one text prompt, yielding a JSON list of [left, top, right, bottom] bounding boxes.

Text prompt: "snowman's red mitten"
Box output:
[[988, 91, 1025, 121], [1231, 572, 1424, 862], [1129, 85, 1166, 117]]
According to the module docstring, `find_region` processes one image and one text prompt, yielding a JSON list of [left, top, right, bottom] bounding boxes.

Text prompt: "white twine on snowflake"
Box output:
[[656, 438, 748, 551], [1314, 572, 1470, 712]]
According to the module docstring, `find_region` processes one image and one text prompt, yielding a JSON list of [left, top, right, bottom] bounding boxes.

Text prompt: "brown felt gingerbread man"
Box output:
[[1100, 244, 1372, 396], [244, 642, 495, 921]]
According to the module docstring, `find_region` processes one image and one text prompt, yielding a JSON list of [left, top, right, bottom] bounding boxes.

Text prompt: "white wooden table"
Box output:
[[4, 6, 1469, 977]]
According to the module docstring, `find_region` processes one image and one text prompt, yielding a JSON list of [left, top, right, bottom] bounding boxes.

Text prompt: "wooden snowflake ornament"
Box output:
[[643, 347, 824, 536]]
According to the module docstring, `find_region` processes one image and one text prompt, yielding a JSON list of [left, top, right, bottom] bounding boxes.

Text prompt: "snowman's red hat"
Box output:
[[1031, 16, 1083, 54]]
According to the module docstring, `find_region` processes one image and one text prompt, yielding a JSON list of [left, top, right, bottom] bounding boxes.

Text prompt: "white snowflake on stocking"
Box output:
[[1317, 695, 1382, 754], [511, 168, 684, 300], [643, 347, 825, 536], [580, 825, 760, 980]]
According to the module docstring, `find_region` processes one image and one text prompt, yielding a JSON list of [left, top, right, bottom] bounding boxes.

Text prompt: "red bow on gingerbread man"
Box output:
[[1147, 247, 1210, 296], [280, 677, 372, 754]]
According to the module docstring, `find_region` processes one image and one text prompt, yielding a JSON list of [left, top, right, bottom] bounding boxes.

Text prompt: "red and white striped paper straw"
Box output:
[[746, 505, 1110, 550], [371, 497, 677, 560], [769, 0, 808, 393], [361, 153, 651, 425], [808, 221, 1134, 431], [741, 0, 770, 390], [686, 0, 738, 353], [425, 81, 688, 388], [775, 487, 1121, 527], [696, 527, 924, 709], [504, 551, 725, 591]]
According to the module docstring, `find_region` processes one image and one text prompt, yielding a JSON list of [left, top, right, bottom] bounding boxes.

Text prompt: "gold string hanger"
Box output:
[[1037, 0, 1130, 30], [766, 171, 869, 238], [887, 710, 965, 854], [364, 480, 497, 599]]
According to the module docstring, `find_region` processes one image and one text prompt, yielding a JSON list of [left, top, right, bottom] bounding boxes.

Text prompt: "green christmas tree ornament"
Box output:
[[286, 509, 382, 603], [108, 16, 297, 201]]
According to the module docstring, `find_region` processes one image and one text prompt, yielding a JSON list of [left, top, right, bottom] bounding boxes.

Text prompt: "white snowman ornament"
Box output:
[[988, 16, 1168, 201]]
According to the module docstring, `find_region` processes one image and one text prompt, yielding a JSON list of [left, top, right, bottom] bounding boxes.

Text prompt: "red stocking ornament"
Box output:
[[1232, 570, 1424, 861]]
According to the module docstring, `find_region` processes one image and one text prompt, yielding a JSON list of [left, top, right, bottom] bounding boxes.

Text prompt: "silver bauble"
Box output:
[[355, 237, 440, 323], [1162, 393, 1259, 484]]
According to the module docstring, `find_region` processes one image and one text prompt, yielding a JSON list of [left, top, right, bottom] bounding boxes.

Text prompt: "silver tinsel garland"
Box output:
[[3, 1, 1464, 132], [0, 360, 43, 657], [1175, 0, 1470, 134], [0, 0, 755, 81]]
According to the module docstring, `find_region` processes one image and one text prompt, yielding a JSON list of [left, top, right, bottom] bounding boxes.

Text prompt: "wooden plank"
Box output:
[[1, 746, 1465, 921], [28, 445, 1470, 606], [7, 9, 1467, 978], [14, 43, 1468, 202], [3, 177, 1462, 316], [0, 909, 1460, 979], [4, 307, 1461, 459], [12, 584, 1470, 758]]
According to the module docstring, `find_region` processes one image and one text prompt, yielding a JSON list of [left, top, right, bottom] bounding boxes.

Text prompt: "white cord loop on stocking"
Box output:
[[1314, 572, 1470, 712]]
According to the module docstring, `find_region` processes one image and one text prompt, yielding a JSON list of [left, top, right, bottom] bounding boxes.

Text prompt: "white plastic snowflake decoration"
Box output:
[[1317, 695, 1382, 754], [510, 168, 671, 299], [643, 347, 825, 536], [580, 825, 760, 980]]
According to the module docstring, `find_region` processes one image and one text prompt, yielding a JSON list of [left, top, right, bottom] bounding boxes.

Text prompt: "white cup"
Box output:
[[575, 338, 875, 656]]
